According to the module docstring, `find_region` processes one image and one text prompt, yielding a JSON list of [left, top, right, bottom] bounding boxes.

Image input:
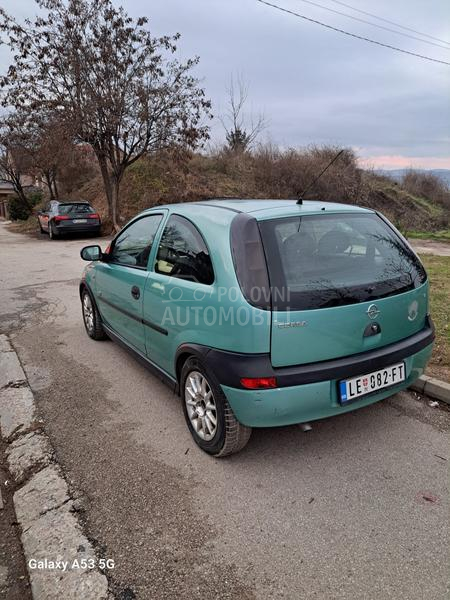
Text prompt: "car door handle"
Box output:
[[131, 286, 140, 300]]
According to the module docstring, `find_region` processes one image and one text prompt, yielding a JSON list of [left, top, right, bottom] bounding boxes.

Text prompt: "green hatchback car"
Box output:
[[80, 200, 434, 456]]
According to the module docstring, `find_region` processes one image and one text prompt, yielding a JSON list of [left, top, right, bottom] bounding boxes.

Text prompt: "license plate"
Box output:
[[339, 362, 405, 404], [73, 219, 87, 223]]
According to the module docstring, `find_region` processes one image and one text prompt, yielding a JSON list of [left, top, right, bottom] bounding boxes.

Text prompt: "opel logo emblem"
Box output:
[[367, 304, 380, 319], [408, 300, 418, 322]]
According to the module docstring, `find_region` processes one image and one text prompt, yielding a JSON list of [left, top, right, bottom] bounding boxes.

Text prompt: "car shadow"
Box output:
[[225, 399, 402, 468]]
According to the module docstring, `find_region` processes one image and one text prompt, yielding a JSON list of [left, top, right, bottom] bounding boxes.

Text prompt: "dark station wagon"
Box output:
[[38, 200, 101, 239]]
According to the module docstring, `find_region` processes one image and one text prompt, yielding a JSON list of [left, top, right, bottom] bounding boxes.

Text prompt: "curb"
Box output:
[[0, 334, 109, 599], [409, 375, 450, 405]]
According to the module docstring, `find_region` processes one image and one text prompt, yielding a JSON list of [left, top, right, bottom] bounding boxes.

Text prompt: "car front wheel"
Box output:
[[181, 357, 252, 457], [81, 289, 107, 340], [48, 221, 58, 239]]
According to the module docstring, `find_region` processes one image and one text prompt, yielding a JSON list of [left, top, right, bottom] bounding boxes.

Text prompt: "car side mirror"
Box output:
[[80, 245, 102, 261]]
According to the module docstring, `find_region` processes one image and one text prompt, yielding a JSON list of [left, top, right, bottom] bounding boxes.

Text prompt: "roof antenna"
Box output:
[[297, 149, 345, 204]]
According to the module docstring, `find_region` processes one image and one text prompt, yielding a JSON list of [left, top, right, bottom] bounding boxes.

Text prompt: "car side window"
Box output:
[[110, 214, 163, 268], [155, 215, 214, 284]]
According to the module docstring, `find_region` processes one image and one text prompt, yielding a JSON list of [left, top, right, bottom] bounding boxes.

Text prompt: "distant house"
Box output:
[[0, 181, 14, 218], [0, 176, 41, 219], [0, 181, 14, 196]]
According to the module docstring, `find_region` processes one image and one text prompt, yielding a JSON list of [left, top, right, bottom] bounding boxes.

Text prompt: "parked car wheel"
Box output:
[[181, 357, 252, 457], [48, 221, 58, 240], [81, 289, 107, 340]]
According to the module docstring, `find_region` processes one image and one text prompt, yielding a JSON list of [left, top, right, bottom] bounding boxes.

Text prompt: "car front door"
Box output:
[[94, 213, 164, 353], [143, 214, 215, 375]]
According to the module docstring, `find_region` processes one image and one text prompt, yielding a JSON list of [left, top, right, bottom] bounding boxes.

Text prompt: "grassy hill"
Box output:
[[71, 146, 449, 235], [375, 169, 450, 188]]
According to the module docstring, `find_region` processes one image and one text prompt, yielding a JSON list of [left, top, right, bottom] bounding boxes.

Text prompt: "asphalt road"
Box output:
[[1, 222, 449, 600]]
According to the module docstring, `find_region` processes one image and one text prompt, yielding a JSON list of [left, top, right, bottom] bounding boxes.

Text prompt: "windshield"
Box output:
[[59, 204, 94, 215], [258, 213, 427, 310]]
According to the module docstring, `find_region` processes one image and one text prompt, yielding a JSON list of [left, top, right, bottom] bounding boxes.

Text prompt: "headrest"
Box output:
[[318, 230, 350, 254], [283, 232, 316, 257]]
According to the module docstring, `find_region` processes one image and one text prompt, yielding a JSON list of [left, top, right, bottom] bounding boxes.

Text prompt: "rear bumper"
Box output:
[[222, 343, 433, 427], [206, 317, 434, 388], [55, 223, 100, 234]]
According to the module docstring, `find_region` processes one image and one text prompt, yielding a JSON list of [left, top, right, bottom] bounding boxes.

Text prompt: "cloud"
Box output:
[[358, 155, 450, 170], [1, 0, 449, 167]]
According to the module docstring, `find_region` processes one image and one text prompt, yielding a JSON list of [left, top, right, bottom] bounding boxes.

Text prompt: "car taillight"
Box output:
[[88, 213, 100, 219], [240, 377, 277, 389], [54, 215, 70, 222]]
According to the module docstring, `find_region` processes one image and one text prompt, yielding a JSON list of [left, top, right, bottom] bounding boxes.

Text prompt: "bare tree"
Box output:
[[0, 115, 33, 208], [24, 112, 75, 200], [0, 0, 212, 230], [56, 144, 98, 197], [0, 108, 76, 201], [220, 75, 266, 153]]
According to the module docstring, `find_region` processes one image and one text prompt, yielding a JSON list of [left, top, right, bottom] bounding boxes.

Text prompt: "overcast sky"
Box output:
[[1, 0, 449, 169]]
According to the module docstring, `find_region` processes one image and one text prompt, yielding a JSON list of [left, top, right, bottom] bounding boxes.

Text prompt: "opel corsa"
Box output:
[[79, 200, 434, 456]]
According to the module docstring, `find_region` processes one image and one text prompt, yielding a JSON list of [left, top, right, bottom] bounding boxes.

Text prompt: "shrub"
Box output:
[[27, 190, 43, 207], [401, 170, 450, 208], [8, 195, 32, 220]]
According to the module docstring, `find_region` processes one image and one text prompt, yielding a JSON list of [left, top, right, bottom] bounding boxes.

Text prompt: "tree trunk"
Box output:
[[111, 176, 121, 233], [44, 171, 55, 200], [17, 187, 30, 208], [94, 150, 123, 232], [52, 174, 59, 200], [11, 176, 31, 209], [95, 152, 115, 231]]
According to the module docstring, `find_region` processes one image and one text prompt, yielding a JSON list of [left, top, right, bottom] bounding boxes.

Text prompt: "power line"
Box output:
[[293, 0, 450, 51], [256, 0, 450, 66], [327, 0, 450, 47]]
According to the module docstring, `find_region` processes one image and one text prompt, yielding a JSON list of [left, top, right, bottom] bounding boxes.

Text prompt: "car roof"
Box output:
[[57, 201, 91, 205], [143, 199, 373, 222]]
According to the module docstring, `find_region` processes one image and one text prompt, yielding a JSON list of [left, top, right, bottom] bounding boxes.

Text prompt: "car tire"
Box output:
[[81, 288, 107, 340], [180, 357, 252, 457], [48, 221, 58, 240]]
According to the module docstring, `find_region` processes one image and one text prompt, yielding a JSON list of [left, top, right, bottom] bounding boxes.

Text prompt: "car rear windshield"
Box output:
[[258, 212, 427, 311], [58, 203, 94, 215]]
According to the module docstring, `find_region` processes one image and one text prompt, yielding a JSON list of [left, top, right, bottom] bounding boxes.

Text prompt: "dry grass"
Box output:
[[69, 146, 449, 235], [407, 230, 450, 243], [6, 216, 41, 236], [420, 255, 450, 382]]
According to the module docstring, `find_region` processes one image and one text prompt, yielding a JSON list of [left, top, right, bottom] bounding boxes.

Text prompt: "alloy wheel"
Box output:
[[184, 371, 218, 441], [83, 294, 94, 334]]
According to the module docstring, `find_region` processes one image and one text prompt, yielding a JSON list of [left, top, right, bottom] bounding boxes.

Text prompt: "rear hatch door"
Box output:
[[271, 288, 428, 367], [58, 203, 98, 225], [259, 211, 428, 367]]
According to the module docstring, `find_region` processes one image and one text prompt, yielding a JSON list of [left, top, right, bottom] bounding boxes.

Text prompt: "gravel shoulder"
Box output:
[[0, 443, 32, 600], [409, 238, 450, 257], [0, 334, 108, 600]]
